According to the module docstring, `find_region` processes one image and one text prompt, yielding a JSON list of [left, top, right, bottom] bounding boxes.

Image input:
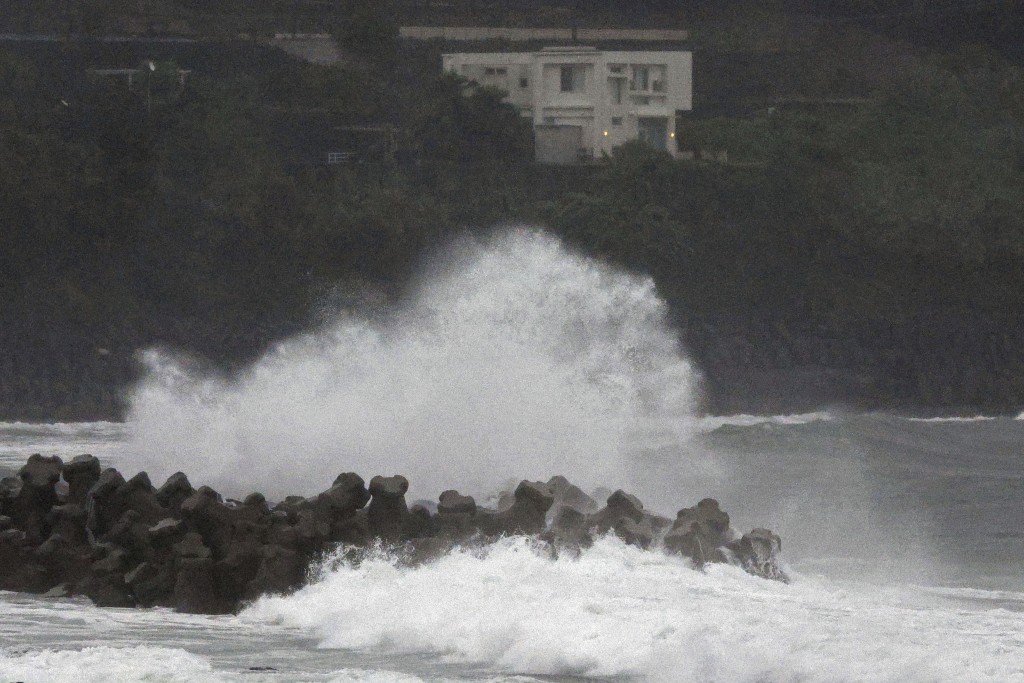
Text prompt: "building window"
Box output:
[[496, 67, 507, 75], [610, 78, 623, 104], [485, 67, 496, 75], [520, 77, 528, 88], [611, 116, 623, 126], [560, 65, 574, 92], [630, 65, 649, 91], [609, 64, 624, 73]]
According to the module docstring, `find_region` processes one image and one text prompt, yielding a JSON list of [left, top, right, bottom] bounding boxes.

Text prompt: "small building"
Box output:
[[443, 46, 692, 164]]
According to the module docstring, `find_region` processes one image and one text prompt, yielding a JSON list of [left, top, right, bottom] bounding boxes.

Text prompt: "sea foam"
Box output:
[[124, 228, 699, 502], [245, 535, 1024, 683]]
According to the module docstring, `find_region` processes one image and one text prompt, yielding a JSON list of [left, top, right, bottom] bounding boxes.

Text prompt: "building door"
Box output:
[[638, 117, 668, 150]]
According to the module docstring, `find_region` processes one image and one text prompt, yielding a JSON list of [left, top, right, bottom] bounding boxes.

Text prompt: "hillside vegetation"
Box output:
[[3, 2, 1024, 417]]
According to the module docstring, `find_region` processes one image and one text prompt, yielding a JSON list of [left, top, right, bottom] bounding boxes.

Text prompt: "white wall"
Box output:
[[443, 49, 693, 161]]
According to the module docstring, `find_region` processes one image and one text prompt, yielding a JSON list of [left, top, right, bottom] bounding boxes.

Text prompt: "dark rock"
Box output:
[[495, 481, 554, 535], [173, 532, 212, 561], [404, 504, 435, 538], [62, 454, 101, 505], [102, 510, 152, 559], [19, 453, 63, 490], [214, 539, 262, 604], [148, 517, 186, 544], [0, 528, 27, 545], [438, 490, 476, 515], [41, 583, 71, 599], [124, 561, 159, 588], [243, 492, 269, 513], [0, 515, 12, 532], [664, 498, 735, 565], [292, 508, 332, 552], [92, 546, 129, 576], [90, 468, 126, 501], [131, 566, 176, 608], [245, 544, 305, 600], [33, 531, 92, 587], [433, 510, 476, 540], [46, 503, 89, 546], [0, 477, 22, 517], [87, 468, 127, 536], [78, 573, 136, 608], [13, 454, 63, 543], [589, 489, 645, 538], [331, 510, 370, 546], [156, 472, 195, 512], [547, 476, 598, 514], [174, 557, 223, 613], [317, 473, 370, 517], [727, 528, 787, 582], [606, 490, 644, 522], [367, 475, 410, 541], [404, 536, 455, 565], [543, 506, 593, 550], [613, 516, 653, 549], [369, 474, 409, 498], [179, 487, 233, 555], [111, 472, 167, 525]]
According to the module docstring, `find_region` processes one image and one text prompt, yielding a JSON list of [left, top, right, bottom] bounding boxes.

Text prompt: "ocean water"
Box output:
[[3, 415, 1024, 682], [2, 230, 1023, 681]]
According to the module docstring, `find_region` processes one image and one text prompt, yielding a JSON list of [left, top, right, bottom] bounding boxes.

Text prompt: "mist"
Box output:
[[124, 228, 700, 502]]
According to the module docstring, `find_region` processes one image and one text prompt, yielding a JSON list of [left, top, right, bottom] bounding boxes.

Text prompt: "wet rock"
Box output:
[[92, 545, 129, 576], [13, 454, 63, 542], [589, 489, 645, 538], [0, 477, 22, 517], [62, 454, 101, 505], [87, 468, 127, 536], [663, 498, 736, 565], [112, 472, 167, 524], [78, 573, 136, 608], [90, 468, 126, 500], [41, 583, 71, 599], [130, 565, 176, 608], [156, 472, 195, 513], [19, 454, 63, 490], [404, 504, 435, 539], [438, 490, 476, 515], [46, 504, 89, 547], [367, 475, 410, 541], [214, 539, 263, 604], [179, 487, 233, 555], [728, 528, 787, 582], [174, 557, 223, 613], [546, 475, 598, 514], [543, 506, 593, 550], [148, 517, 186, 544], [245, 544, 305, 600], [34, 532, 91, 586], [494, 481, 554, 535], [313, 473, 370, 519], [613, 516, 653, 549], [243, 492, 270, 514], [102, 510, 152, 561], [173, 532, 212, 561]]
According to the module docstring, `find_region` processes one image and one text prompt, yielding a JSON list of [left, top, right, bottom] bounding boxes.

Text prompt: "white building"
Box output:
[[442, 46, 692, 164]]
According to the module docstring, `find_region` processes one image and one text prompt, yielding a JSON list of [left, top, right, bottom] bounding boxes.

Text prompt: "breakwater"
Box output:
[[0, 453, 784, 614]]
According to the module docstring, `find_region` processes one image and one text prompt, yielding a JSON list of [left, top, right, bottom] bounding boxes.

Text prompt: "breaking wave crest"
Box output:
[[124, 228, 699, 502], [244, 535, 1024, 683]]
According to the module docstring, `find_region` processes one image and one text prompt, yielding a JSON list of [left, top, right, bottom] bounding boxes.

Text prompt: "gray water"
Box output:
[[3, 414, 1024, 682], [2, 231, 1023, 681]]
